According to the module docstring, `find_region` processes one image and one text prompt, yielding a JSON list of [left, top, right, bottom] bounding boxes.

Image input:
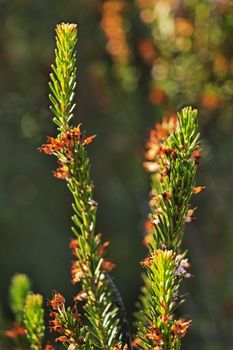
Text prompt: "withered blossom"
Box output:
[[74, 290, 88, 302], [145, 115, 178, 162], [98, 241, 110, 256], [5, 323, 27, 338], [101, 259, 117, 272], [184, 207, 197, 223], [191, 148, 202, 165], [140, 255, 154, 268], [175, 254, 191, 279], [44, 345, 55, 350], [49, 318, 63, 333], [193, 186, 206, 194], [49, 293, 65, 309], [53, 165, 70, 180], [39, 137, 64, 154], [69, 239, 79, 256], [71, 261, 84, 284], [171, 319, 192, 338], [143, 161, 160, 173], [145, 325, 162, 345]]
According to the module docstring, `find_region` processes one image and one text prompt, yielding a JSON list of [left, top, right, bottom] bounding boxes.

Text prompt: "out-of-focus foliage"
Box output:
[[9, 274, 31, 323], [135, 0, 233, 127], [5, 274, 44, 350], [23, 294, 44, 350], [0, 1, 232, 349]]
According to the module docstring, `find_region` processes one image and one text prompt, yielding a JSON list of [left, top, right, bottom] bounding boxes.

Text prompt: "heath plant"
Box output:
[[4, 23, 204, 350]]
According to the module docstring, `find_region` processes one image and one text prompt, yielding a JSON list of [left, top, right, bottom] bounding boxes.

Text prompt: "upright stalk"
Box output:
[[135, 107, 204, 349], [40, 23, 126, 349]]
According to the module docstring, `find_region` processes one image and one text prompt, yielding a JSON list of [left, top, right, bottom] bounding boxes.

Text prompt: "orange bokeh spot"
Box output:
[[149, 88, 166, 105]]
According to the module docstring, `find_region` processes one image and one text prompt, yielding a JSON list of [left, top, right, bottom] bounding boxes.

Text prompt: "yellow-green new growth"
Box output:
[[23, 294, 44, 350], [49, 23, 77, 132], [9, 274, 31, 323]]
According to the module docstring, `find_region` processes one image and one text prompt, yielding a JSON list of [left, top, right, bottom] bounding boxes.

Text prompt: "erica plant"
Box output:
[[39, 23, 128, 350], [135, 108, 204, 349], [4, 22, 204, 350]]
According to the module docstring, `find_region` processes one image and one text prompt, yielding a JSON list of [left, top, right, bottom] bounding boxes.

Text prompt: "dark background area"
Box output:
[[0, 1, 233, 349]]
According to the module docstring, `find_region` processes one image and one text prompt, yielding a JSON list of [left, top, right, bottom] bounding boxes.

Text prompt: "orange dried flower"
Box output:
[[114, 345, 129, 350], [101, 259, 117, 272], [5, 323, 27, 338], [160, 146, 171, 155], [49, 318, 63, 333], [191, 148, 202, 165], [114, 345, 121, 350], [39, 137, 64, 155], [82, 134, 96, 145], [143, 233, 152, 248], [162, 191, 171, 200], [144, 219, 154, 233], [171, 319, 191, 338], [72, 304, 82, 322], [69, 239, 79, 255], [131, 337, 141, 347], [55, 335, 68, 343], [193, 186, 206, 194], [49, 293, 65, 309], [53, 165, 69, 180], [140, 255, 153, 268], [98, 241, 110, 256], [71, 261, 83, 284], [39, 126, 95, 163], [145, 115, 177, 164], [74, 290, 88, 302], [185, 207, 197, 223], [146, 325, 162, 344], [44, 345, 55, 350]]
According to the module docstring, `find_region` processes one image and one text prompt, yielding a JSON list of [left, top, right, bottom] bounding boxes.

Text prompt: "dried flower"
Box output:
[[193, 186, 206, 194], [140, 255, 153, 268], [98, 241, 110, 256], [5, 323, 27, 338], [69, 239, 79, 255], [39, 137, 64, 155], [53, 165, 69, 180], [49, 318, 63, 333], [49, 293, 65, 309], [171, 319, 191, 338], [136, 108, 202, 349], [175, 254, 191, 279], [101, 259, 117, 272], [146, 325, 162, 345], [44, 345, 55, 350], [143, 161, 160, 173], [74, 291, 88, 302], [55, 335, 68, 343], [185, 207, 197, 223], [191, 149, 202, 165], [71, 261, 83, 284]]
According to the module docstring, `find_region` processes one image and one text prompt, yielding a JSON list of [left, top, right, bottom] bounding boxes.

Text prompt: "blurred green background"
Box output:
[[0, 0, 233, 349]]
